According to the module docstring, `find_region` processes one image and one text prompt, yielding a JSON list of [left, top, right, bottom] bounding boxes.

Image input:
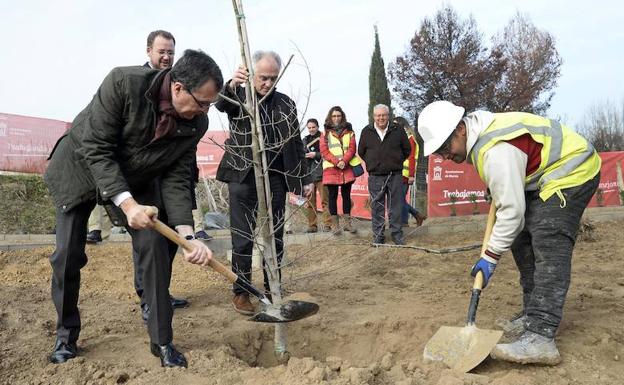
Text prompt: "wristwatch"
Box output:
[[184, 234, 195, 241]]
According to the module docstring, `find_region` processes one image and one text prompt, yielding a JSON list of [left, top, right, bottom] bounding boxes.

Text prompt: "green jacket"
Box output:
[[44, 66, 207, 226]]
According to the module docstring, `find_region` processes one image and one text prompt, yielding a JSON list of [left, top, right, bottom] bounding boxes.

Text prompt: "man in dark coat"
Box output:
[[44, 49, 222, 368], [358, 104, 411, 245], [215, 50, 313, 315], [135, 29, 192, 319]]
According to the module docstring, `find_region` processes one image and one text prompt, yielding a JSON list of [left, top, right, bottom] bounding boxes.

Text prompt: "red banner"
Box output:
[[0, 113, 70, 174], [427, 152, 624, 217]]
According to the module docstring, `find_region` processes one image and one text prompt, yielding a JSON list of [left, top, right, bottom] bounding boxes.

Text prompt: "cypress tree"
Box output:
[[368, 25, 393, 125]]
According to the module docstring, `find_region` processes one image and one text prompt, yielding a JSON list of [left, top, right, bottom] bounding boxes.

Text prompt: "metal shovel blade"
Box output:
[[249, 300, 319, 323], [423, 324, 502, 372]]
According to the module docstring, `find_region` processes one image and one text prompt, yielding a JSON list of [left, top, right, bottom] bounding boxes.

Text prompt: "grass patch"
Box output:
[[0, 174, 56, 234]]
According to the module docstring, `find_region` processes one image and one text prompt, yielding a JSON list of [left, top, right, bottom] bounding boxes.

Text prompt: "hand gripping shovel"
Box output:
[[148, 209, 319, 323], [423, 204, 503, 372]]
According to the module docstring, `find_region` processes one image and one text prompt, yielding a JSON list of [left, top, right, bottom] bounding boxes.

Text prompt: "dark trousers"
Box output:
[[133, 221, 178, 309], [401, 183, 421, 224], [50, 183, 177, 346], [368, 173, 404, 239], [228, 171, 286, 295], [326, 182, 353, 215], [511, 174, 599, 338]]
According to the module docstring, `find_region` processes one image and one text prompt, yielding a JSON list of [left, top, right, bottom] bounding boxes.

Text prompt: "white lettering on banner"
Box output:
[[599, 181, 618, 190], [351, 184, 368, 191], [0, 120, 6, 137], [7, 142, 51, 154], [196, 155, 215, 163], [443, 189, 486, 199]]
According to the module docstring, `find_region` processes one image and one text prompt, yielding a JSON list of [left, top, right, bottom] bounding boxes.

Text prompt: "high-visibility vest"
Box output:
[[469, 112, 601, 203], [402, 133, 419, 178], [322, 131, 362, 169]]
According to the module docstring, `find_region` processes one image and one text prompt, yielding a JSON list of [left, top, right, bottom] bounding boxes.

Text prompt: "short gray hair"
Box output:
[[373, 104, 389, 113], [252, 50, 282, 70]]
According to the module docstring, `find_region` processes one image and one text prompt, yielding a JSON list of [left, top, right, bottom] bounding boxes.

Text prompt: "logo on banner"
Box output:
[[433, 166, 442, 181]]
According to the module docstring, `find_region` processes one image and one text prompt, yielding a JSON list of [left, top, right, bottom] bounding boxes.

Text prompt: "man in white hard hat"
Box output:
[[418, 101, 601, 365]]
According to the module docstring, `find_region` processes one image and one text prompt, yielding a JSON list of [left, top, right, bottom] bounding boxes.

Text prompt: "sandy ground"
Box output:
[[1, 219, 623, 385]]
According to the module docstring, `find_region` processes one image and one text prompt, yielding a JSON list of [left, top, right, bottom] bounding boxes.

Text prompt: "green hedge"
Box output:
[[0, 174, 56, 234]]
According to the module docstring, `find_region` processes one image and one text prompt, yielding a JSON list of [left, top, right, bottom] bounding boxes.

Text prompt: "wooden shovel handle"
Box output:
[[145, 206, 239, 284], [473, 203, 497, 290]]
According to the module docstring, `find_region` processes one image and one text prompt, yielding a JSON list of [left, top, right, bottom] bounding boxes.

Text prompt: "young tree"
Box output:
[[368, 25, 393, 124], [578, 100, 624, 152]]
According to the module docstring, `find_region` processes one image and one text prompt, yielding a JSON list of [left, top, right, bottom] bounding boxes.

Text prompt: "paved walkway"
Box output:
[[2, 206, 623, 253]]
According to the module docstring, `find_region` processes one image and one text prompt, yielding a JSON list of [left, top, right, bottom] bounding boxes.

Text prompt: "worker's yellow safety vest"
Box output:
[[402, 133, 419, 178], [469, 112, 601, 204], [322, 131, 362, 169]]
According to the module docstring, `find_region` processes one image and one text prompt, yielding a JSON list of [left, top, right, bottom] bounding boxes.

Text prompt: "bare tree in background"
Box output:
[[578, 100, 624, 151], [388, 5, 561, 122], [487, 12, 562, 114]]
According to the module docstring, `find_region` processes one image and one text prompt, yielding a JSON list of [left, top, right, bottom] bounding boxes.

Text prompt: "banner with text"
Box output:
[[427, 152, 624, 217]]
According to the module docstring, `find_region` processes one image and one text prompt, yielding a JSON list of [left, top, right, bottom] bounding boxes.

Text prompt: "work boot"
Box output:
[[331, 215, 342, 235], [496, 311, 526, 340], [232, 293, 255, 315], [391, 234, 405, 246], [490, 330, 561, 365]]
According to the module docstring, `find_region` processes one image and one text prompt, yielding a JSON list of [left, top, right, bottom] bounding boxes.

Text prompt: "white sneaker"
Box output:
[[490, 331, 561, 365]]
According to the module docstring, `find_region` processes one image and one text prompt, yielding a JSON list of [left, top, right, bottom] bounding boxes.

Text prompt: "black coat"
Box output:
[[215, 82, 310, 193], [44, 66, 207, 226], [303, 131, 323, 183], [357, 122, 411, 175]]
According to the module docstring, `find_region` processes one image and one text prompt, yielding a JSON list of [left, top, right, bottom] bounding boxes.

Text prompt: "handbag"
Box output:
[[349, 155, 365, 177]]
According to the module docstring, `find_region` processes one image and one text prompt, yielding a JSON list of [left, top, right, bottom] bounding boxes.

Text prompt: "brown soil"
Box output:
[[1, 219, 623, 385]]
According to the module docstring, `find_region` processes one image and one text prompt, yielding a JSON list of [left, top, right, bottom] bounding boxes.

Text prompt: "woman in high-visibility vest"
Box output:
[[393, 117, 427, 227], [319, 106, 359, 234]]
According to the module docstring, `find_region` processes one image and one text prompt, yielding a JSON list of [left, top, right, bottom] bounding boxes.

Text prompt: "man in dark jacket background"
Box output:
[[215, 50, 313, 315], [44, 49, 221, 368], [358, 104, 411, 245], [303, 118, 331, 232]]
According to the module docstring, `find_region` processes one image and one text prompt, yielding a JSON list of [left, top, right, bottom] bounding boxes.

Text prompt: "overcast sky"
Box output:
[[1, 0, 622, 134]]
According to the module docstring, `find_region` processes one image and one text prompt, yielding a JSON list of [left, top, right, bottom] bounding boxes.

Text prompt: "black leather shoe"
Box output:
[[49, 339, 78, 364], [150, 343, 188, 368], [392, 235, 405, 246], [170, 296, 189, 309], [86, 230, 102, 244], [372, 236, 385, 245]]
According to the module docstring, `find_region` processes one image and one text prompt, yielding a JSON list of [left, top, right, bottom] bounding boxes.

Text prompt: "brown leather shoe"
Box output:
[[232, 294, 255, 315]]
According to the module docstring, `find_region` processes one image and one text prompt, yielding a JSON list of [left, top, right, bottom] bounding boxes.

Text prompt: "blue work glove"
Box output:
[[470, 254, 498, 288]]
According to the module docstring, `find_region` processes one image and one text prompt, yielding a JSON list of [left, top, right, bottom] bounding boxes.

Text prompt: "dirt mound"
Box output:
[[1, 220, 623, 384]]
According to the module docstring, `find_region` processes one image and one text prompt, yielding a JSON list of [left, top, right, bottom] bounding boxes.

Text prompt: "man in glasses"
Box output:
[[215, 50, 313, 315], [44, 49, 222, 368], [418, 100, 600, 365]]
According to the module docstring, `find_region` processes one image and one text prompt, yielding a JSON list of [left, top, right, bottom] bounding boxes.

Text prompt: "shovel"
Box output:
[[146, 208, 319, 323], [423, 204, 502, 372]]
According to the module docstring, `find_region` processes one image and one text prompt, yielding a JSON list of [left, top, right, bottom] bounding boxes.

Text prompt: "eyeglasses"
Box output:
[[184, 86, 213, 109]]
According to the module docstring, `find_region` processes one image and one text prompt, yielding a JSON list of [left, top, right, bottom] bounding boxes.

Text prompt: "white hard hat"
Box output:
[[418, 101, 465, 156]]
